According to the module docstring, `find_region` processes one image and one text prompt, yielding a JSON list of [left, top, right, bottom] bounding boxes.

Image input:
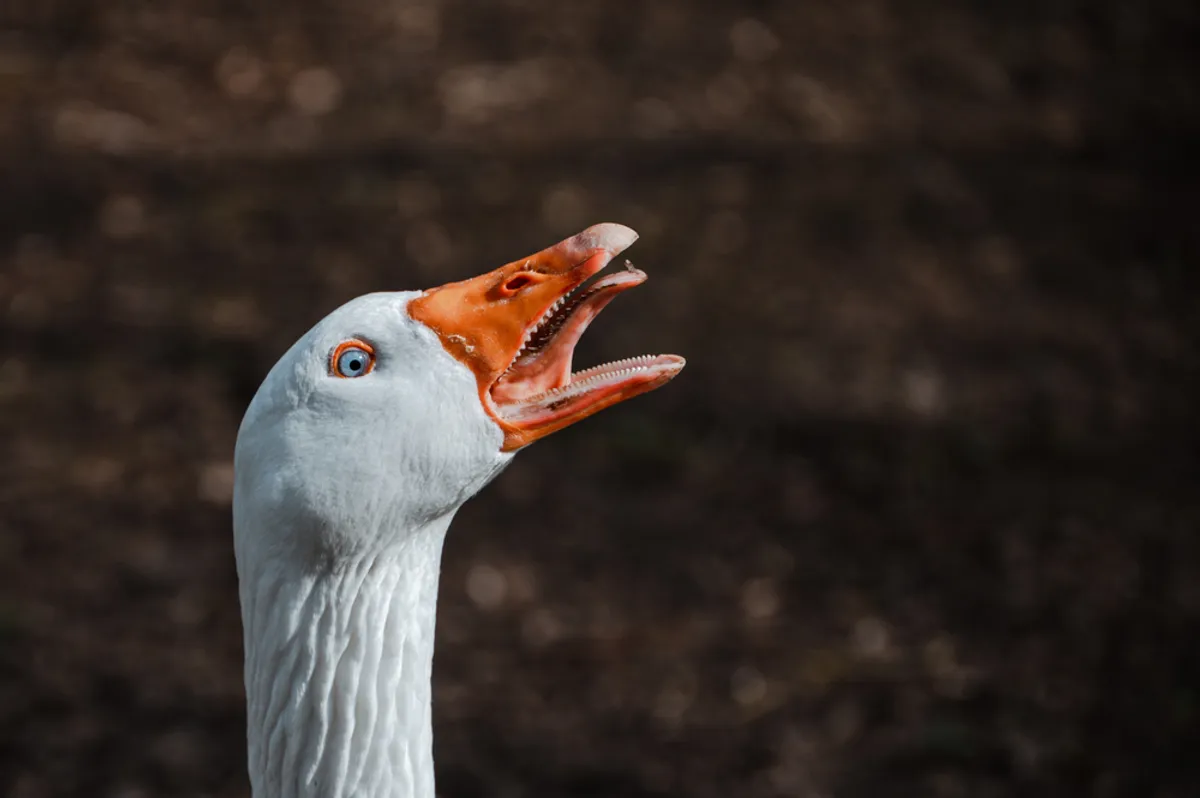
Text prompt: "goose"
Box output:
[[232, 223, 684, 798]]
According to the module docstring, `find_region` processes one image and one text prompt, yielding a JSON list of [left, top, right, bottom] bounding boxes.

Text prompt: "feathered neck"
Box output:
[[238, 514, 452, 798]]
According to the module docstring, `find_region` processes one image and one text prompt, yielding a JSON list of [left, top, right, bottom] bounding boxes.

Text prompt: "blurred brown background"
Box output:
[[1, 1, 1198, 796]]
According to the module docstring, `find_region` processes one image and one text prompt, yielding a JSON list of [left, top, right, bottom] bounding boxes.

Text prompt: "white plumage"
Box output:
[[233, 225, 683, 797]]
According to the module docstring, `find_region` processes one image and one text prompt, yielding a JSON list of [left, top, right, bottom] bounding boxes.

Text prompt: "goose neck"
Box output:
[[239, 517, 450, 798]]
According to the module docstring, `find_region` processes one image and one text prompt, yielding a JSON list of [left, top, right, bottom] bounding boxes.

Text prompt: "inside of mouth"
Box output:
[[488, 263, 666, 421]]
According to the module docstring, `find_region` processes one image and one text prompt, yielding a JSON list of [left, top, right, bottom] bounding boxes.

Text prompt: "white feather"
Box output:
[[234, 291, 512, 798]]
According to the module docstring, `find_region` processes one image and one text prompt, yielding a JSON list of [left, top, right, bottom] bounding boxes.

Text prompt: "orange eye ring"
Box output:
[[330, 339, 376, 378]]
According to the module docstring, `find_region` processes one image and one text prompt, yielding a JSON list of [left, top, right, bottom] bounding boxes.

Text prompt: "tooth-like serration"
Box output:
[[512, 356, 662, 403], [569, 354, 658, 382], [505, 297, 562, 372], [493, 354, 669, 420], [502, 280, 619, 381], [518, 294, 571, 356]]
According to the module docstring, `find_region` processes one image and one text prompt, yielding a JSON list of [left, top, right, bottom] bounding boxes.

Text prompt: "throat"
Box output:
[[238, 521, 449, 798]]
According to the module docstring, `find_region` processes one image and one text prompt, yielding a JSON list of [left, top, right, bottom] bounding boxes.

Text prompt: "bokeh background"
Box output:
[[2, 1, 1198, 796]]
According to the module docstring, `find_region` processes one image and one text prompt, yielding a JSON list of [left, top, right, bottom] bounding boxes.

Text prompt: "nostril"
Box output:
[[503, 273, 536, 293]]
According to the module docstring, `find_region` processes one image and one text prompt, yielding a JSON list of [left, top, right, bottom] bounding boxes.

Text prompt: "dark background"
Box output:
[[1, 1, 1198, 796]]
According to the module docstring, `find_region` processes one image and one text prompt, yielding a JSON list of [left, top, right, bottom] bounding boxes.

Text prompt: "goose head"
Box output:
[[234, 223, 684, 561], [231, 223, 682, 798]]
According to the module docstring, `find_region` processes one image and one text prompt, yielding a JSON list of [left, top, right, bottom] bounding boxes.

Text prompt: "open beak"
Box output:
[[408, 223, 685, 451]]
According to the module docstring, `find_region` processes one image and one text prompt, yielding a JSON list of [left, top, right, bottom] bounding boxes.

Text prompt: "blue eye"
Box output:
[[333, 342, 375, 378]]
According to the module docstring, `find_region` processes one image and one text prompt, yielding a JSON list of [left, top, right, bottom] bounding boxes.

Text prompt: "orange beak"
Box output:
[[409, 223, 685, 451]]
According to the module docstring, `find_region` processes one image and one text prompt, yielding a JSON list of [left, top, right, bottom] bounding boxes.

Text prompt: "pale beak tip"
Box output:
[[578, 222, 638, 255]]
